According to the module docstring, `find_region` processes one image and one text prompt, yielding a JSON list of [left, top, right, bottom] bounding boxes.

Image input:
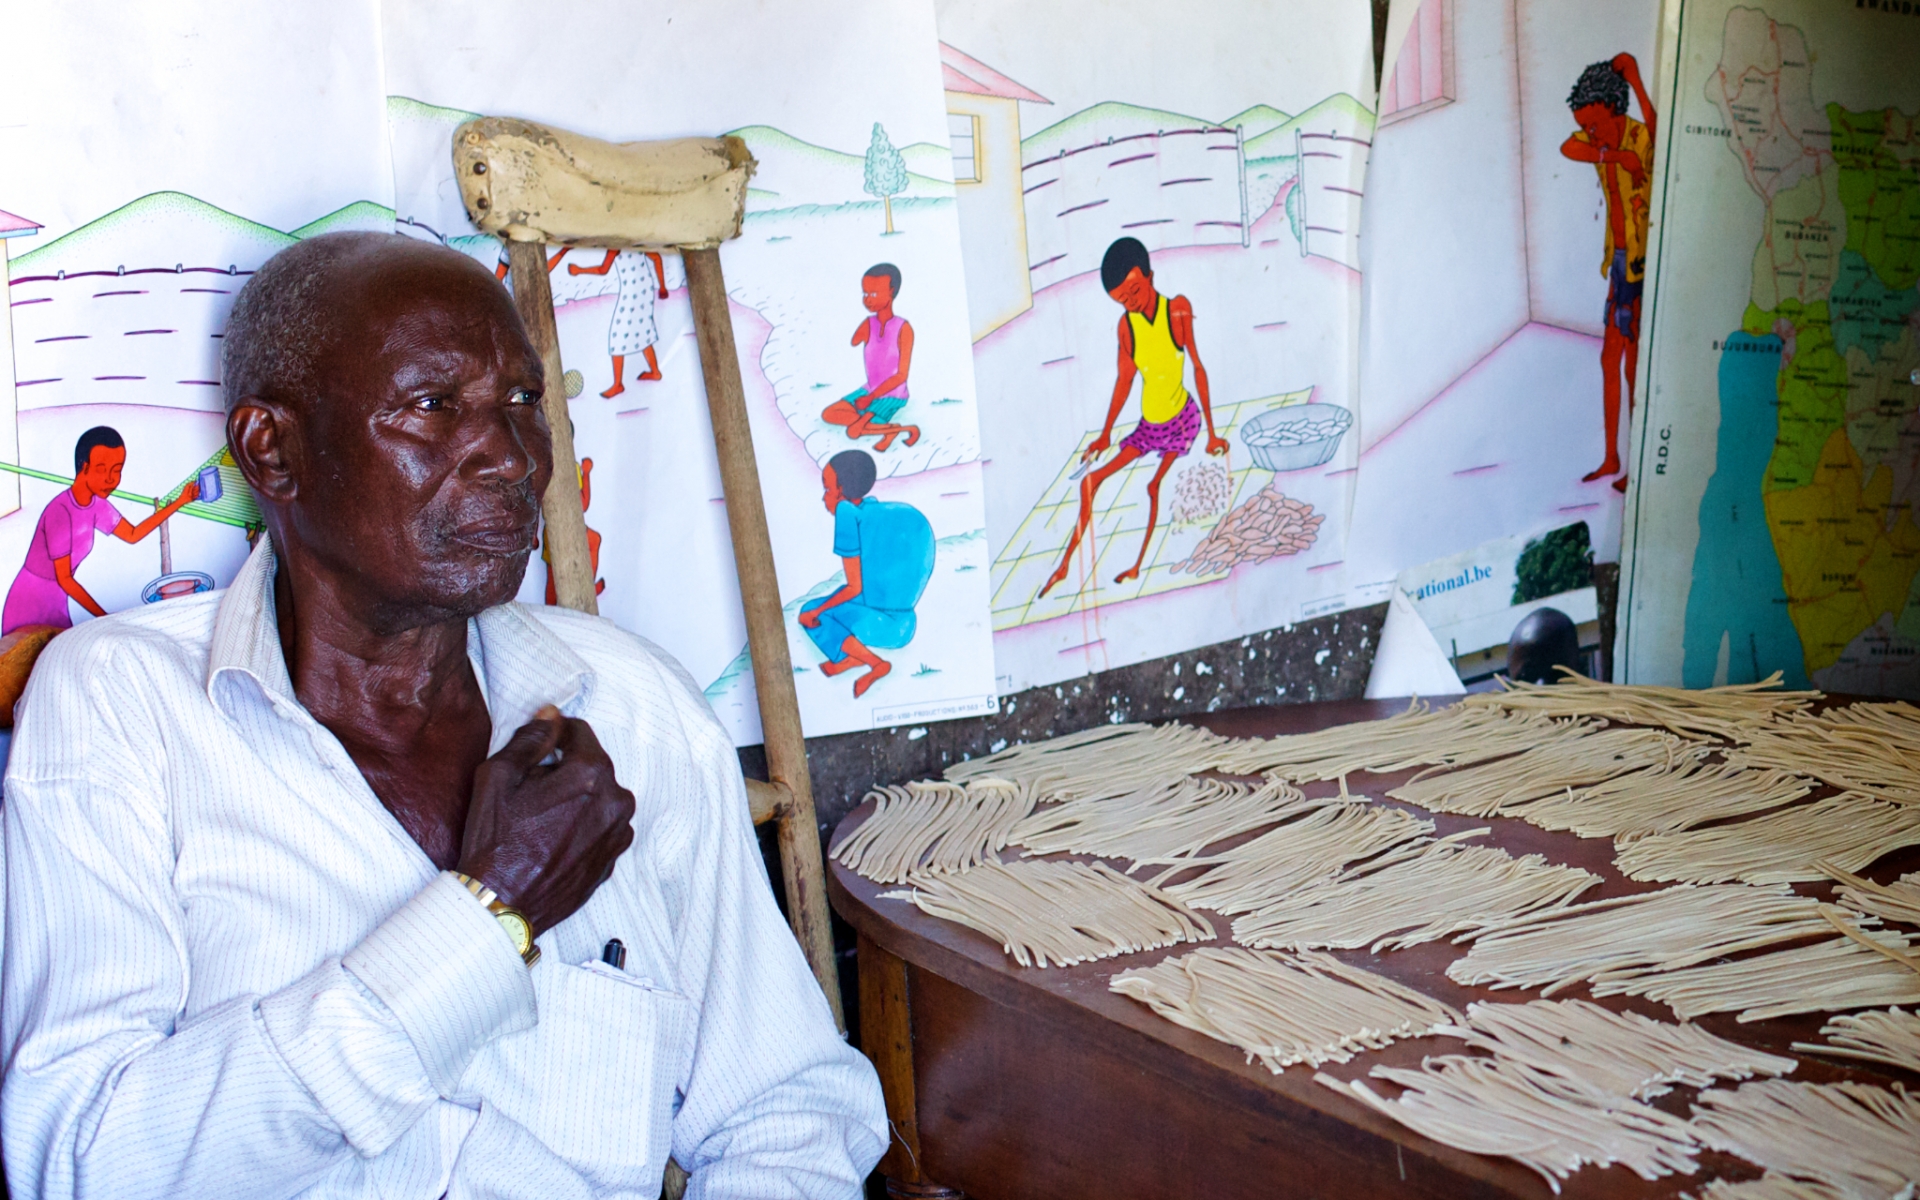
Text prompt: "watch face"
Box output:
[[496, 910, 533, 956]]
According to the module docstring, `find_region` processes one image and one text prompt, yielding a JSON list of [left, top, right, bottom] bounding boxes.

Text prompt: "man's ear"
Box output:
[[227, 401, 300, 503]]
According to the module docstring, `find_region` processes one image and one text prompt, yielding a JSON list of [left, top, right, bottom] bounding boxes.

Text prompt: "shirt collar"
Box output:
[[208, 536, 593, 737]]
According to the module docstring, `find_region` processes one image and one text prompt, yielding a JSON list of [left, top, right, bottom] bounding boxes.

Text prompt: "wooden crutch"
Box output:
[[454, 118, 843, 1031]]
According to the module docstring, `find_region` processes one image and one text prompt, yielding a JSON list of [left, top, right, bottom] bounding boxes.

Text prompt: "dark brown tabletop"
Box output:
[[829, 697, 1920, 1200]]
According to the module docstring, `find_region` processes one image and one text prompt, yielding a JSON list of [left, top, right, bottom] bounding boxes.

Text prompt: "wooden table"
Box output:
[[829, 699, 1919, 1200]]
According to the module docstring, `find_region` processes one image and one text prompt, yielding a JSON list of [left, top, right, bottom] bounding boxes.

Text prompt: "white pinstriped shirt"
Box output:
[[0, 540, 885, 1199]]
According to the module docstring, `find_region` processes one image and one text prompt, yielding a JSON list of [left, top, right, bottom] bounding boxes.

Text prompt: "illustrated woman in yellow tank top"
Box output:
[[1039, 238, 1229, 600]]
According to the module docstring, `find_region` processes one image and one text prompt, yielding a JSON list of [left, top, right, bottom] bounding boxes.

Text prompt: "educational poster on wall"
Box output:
[[1618, 0, 1920, 696], [0, 2, 394, 640], [1341, 0, 1661, 605], [935, 0, 1377, 695], [383, 0, 998, 742]]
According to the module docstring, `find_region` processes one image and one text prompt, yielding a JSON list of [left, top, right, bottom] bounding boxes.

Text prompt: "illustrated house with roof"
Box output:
[[940, 43, 1050, 341], [0, 210, 42, 517]]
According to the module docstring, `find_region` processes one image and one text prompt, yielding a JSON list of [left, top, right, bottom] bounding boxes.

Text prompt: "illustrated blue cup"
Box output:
[[196, 465, 223, 505]]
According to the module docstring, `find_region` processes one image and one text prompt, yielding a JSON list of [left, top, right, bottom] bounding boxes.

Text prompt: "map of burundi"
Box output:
[[1620, 1, 1920, 695]]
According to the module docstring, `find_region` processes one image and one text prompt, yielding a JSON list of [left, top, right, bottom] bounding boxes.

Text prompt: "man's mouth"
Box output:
[[450, 512, 540, 554]]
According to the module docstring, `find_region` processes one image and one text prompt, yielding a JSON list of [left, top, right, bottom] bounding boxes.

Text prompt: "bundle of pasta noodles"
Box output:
[[1447, 884, 1835, 992], [1387, 726, 1704, 817], [1110, 947, 1460, 1073], [1211, 702, 1589, 781], [943, 720, 1231, 801], [1446, 999, 1795, 1100], [1155, 801, 1433, 916], [1613, 794, 1920, 886], [1510, 760, 1812, 841], [830, 778, 1032, 884], [1725, 701, 1920, 806], [1822, 862, 1920, 928], [1319, 1055, 1700, 1192], [1690, 1080, 1920, 1200], [1230, 834, 1599, 953], [1008, 774, 1324, 864], [880, 859, 1214, 968], [1793, 1008, 1920, 1075], [1456, 670, 1815, 742]]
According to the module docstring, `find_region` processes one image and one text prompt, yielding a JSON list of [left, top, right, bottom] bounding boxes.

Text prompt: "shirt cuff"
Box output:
[[344, 871, 537, 1097]]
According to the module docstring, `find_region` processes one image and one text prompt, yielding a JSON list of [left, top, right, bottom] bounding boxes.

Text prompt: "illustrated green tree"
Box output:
[[1512, 522, 1595, 605], [863, 121, 908, 234]]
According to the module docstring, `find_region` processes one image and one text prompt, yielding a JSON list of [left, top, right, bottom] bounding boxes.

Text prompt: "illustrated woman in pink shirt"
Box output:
[[822, 262, 920, 452], [2, 426, 197, 634]]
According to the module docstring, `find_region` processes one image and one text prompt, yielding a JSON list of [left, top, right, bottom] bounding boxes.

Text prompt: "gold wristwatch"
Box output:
[[452, 872, 541, 967]]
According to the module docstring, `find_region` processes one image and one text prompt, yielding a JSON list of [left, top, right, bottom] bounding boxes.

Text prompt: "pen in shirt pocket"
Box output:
[[601, 938, 626, 970]]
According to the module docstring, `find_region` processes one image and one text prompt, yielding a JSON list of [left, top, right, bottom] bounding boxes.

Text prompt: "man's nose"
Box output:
[[465, 404, 541, 484]]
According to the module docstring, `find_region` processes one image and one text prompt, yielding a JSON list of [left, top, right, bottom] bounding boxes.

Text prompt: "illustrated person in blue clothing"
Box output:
[[798, 449, 935, 698]]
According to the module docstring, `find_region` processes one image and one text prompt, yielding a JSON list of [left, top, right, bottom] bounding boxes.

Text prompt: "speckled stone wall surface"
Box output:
[[740, 601, 1389, 842]]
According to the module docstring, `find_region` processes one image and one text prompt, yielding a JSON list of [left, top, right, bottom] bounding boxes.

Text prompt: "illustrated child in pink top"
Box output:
[[822, 263, 920, 452], [2, 426, 198, 634]]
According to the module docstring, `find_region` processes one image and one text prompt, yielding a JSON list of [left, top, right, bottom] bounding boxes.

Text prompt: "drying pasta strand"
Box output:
[[1448, 883, 1838, 993], [1511, 760, 1814, 842], [943, 721, 1231, 801], [1684, 1175, 1859, 1200], [1592, 924, 1920, 1023], [830, 778, 1033, 884], [1319, 1055, 1700, 1193], [1793, 1008, 1920, 1075], [1690, 1080, 1920, 1199], [881, 859, 1214, 968], [1008, 775, 1322, 864], [1386, 726, 1706, 817], [1110, 947, 1461, 1073], [1612, 794, 1920, 886], [1823, 863, 1920, 928], [1446, 999, 1796, 1100], [1725, 701, 1920, 806], [1230, 835, 1600, 953], [1154, 802, 1434, 916], [1457, 669, 1816, 743], [1212, 702, 1593, 781]]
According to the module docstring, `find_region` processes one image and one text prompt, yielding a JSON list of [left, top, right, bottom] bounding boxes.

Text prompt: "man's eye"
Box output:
[[510, 388, 540, 406], [414, 396, 448, 413]]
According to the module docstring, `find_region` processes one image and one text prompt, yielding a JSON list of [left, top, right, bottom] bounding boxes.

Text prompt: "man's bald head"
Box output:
[[222, 230, 553, 629], [221, 232, 504, 412]]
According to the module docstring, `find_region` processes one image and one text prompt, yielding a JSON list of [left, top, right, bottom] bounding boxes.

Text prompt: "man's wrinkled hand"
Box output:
[[457, 705, 636, 938]]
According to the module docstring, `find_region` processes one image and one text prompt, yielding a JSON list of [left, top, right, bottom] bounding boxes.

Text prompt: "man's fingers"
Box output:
[[553, 716, 614, 766], [494, 705, 566, 772]]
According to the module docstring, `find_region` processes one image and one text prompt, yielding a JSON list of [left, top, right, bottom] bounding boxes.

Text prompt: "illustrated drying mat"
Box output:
[[829, 693, 1920, 1196]]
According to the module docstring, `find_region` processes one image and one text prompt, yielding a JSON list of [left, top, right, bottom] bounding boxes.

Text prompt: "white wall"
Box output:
[[1359, 0, 1531, 448], [1515, 0, 1659, 335]]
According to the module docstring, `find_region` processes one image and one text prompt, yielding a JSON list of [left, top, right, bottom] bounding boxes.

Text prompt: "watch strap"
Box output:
[[450, 871, 541, 967]]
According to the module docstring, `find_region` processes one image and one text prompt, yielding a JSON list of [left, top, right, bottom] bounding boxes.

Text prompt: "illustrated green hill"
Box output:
[[1221, 104, 1293, 141], [10, 192, 296, 275], [1245, 94, 1376, 161], [292, 201, 399, 238], [1022, 101, 1214, 162]]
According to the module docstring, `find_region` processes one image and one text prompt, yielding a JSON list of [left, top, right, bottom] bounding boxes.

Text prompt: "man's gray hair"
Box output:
[[221, 232, 378, 413]]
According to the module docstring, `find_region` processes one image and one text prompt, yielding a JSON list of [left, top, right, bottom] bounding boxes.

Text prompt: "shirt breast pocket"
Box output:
[[472, 960, 696, 1191]]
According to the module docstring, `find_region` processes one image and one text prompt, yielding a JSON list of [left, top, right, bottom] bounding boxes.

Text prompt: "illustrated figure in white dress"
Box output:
[[570, 248, 670, 397]]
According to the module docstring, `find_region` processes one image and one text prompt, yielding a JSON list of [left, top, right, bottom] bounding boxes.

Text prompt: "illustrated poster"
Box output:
[[1339, 0, 1662, 607], [0, 2, 394, 642], [934, 0, 1376, 694], [380, 1, 999, 742]]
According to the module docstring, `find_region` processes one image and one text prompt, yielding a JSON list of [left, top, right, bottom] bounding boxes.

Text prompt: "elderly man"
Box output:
[[0, 234, 885, 1199]]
